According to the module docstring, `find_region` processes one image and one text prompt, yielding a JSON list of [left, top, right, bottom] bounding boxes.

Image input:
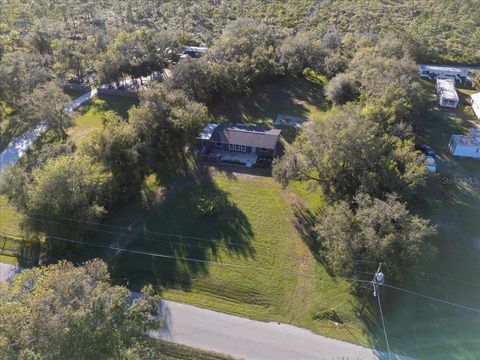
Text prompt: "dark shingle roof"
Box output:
[[210, 124, 281, 150]]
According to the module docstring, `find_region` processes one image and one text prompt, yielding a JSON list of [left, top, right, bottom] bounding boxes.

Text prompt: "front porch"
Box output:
[[203, 150, 259, 167]]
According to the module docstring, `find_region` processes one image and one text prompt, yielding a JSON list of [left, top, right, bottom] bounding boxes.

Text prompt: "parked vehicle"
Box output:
[[419, 144, 436, 158], [425, 156, 437, 173]]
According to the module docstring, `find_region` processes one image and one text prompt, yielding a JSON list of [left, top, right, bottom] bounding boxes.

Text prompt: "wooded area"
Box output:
[[0, 1, 479, 356]]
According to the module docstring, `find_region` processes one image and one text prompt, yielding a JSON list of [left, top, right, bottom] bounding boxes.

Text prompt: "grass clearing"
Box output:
[[68, 96, 138, 142], [209, 74, 328, 128], [110, 171, 373, 346], [0, 195, 22, 264], [143, 338, 236, 360]]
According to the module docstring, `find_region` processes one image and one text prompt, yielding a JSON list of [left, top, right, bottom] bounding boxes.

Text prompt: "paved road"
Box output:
[[152, 300, 410, 360], [0, 88, 97, 174], [1, 264, 410, 359]]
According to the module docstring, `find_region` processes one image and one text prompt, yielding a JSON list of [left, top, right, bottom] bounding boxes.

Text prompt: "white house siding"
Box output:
[[471, 93, 480, 120]]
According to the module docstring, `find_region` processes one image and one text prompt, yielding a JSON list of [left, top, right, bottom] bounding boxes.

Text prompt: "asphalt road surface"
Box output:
[[1, 264, 410, 360], [152, 300, 409, 360]]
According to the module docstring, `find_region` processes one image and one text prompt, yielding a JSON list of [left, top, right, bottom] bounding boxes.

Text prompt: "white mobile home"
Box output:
[[449, 129, 480, 159], [436, 78, 459, 108], [471, 93, 480, 120]]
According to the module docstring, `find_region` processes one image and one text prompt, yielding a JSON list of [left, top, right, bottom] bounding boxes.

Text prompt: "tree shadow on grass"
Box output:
[[292, 202, 335, 277], [111, 175, 255, 291]]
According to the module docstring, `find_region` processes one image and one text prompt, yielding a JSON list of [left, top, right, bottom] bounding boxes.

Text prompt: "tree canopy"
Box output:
[[0, 259, 160, 360], [316, 193, 436, 283]]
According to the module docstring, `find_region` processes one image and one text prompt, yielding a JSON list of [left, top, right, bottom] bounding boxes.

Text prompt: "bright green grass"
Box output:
[[209, 74, 329, 127], [0, 195, 21, 263], [111, 172, 372, 346], [0, 195, 21, 235], [68, 96, 138, 142]]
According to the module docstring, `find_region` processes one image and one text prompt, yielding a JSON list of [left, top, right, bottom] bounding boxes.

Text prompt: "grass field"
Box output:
[[210, 73, 328, 128], [68, 96, 138, 142], [143, 338, 235, 360], [106, 171, 375, 346], [0, 195, 21, 264], [381, 82, 480, 358]]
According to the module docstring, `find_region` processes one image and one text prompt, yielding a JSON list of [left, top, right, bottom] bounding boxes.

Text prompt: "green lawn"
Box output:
[[108, 171, 373, 346], [68, 96, 138, 142], [0, 195, 21, 264], [142, 338, 236, 360], [209, 73, 328, 128], [383, 82, 480, 358]]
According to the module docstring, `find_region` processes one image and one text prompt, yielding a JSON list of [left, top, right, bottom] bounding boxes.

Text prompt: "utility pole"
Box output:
[[357, 263, 383, 316]]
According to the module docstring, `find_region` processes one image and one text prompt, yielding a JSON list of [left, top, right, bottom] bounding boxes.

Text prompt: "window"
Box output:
[[229, 144, 235, 151], [476, 148, 479, 153], [241, 145, 246, 152], [235, 144, 241, 151], [215, 142, 222, 148], [260, 148, 269, 153]]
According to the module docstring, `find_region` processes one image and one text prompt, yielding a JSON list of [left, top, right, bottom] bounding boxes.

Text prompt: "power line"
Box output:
[[0, 224, 376, 277], [0, 231, 374, 284], [376, 289, 392, 360], [5, 208, 480, 291], [1, 208, 260, 249], [18, 216, 261, 252], [4, 227, 480, 316], [382, 283, 480, 315]]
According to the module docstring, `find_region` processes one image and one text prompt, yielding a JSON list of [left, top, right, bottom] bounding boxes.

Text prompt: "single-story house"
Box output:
[[471, 92, 480, 120], [419, 64, 469, 82], [449, 128, 480, 159], [436, 78, 459, 108], [198, 123, 281, 166]]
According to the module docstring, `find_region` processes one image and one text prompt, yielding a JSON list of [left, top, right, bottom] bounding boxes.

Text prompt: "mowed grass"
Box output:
[[383, 82, 480, 358], [210, 74, 328, 127], [0, 195, 22, 264], [143, 338, 236, 360], [68, 96, 138, 142], [111, 172, 372, 345]]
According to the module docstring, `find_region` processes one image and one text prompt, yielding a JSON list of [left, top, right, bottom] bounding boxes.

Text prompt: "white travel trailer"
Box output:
[[436, 78, 459, 108], [449, 129, 480, 159], [471, 92, 480, 120], [419, 64, 469, 82]]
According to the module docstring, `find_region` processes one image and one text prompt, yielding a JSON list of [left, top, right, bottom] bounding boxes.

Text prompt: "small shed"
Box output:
[[471, 93, 480, 120], [449, 129, 480, 159], [436, 78, 459, 108]]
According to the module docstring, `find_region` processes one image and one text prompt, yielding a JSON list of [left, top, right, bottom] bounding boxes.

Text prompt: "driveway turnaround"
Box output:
[[152, 300, 410, 360]]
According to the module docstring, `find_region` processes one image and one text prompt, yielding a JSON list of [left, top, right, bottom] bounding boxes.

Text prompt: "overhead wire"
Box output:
[[4, 217, 480, 315], [4, 208, 480, 290], [0, 230, 375, 283], [376, 288, 392, 360], [382, 283, 480, 315]]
